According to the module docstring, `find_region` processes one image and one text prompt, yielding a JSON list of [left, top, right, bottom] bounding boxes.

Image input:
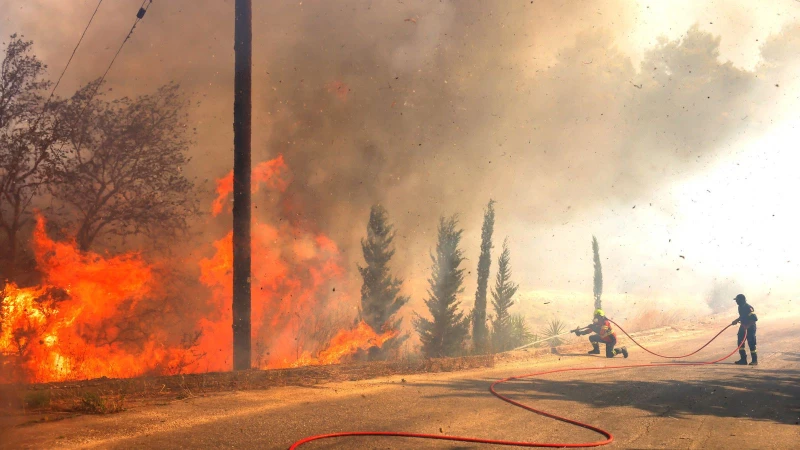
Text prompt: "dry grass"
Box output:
[[75, 391, 126, 414], [0, 354, 495, 417], [623, 308, 687, 333]]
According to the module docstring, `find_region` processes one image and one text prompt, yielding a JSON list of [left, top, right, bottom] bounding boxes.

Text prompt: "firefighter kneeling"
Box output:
[[574, 309, 628, 358]]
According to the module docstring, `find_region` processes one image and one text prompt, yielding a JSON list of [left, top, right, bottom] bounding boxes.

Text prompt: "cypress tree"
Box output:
[[413, 215, 470, 358], [490, 239, 519, 351], [358, 205, 409, 358], [471, 200, 495, 353], [592, 236, 603, 310]]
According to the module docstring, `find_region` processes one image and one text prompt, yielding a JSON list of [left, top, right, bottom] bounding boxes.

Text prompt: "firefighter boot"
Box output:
[[611, 347, 628, 358], [734, 350, 748, 365], [749, 352, 758, 366], [588, 343, 601, 355]]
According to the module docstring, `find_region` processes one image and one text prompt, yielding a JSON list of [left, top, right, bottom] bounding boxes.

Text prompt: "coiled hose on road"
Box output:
[[289, 322, 745, 449]]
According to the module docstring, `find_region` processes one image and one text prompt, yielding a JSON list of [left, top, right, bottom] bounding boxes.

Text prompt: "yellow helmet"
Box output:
[[594, 309, 605, 317]]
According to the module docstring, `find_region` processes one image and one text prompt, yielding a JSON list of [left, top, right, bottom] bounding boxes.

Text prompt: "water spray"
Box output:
[[511, 327, 587, 351]]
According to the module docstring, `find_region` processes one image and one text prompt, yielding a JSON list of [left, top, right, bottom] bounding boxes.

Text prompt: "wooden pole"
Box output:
[[232, 0, 252, 371]]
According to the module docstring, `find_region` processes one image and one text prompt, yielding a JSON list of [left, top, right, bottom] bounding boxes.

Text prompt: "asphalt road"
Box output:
[[3, 315, 799, 449]]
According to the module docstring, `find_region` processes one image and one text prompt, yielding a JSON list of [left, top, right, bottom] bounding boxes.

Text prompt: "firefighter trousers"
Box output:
[[589, 334, 618, 358], [737, 323, 757, 355]]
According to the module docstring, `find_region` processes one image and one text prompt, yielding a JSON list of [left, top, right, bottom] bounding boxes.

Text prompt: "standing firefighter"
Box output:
[[732, 294, 758, 366], [575, 309, 628, 358]]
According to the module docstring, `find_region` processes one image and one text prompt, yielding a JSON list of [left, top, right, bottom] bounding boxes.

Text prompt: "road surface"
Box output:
[[3, 315, 799, 449]]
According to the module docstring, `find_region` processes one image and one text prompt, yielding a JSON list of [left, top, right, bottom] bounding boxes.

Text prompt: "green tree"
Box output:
[[471, 199, 495, 353], [358, 205, 409, 358], [413, 215, 469, 358], [490, 239, 519, 351], [592, 236, 603, 310]]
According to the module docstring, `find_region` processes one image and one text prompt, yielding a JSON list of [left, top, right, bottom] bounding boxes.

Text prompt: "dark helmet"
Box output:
[[734, 294, 746, 305]]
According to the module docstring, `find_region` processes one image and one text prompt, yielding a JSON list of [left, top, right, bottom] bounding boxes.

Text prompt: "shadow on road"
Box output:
[[780, 352, 800, 362], [415, 361, 800, 426], [553, 352, 605, 358]]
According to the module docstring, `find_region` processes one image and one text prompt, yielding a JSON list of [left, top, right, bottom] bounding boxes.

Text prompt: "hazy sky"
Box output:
[[2, 0, 798, 321]]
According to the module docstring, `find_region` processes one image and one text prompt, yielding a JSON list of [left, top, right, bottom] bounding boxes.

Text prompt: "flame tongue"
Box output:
[[289, 321, 398, 368]]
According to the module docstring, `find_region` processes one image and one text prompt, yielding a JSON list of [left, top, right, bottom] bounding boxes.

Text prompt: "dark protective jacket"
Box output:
[[738, 302, 758, 327]]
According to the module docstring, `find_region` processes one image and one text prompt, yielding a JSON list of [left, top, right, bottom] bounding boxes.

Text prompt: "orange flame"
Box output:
[[1, 155, 399, 383], [0, 217, 192, 383], [196, 221, 345, 370], [289, 321, 398, 368], [211, 155, 289, 216]]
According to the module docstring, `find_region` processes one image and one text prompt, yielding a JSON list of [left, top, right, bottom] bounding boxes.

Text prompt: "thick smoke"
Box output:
[[5, 0, 800, 311], [706, 279, 743, 314]]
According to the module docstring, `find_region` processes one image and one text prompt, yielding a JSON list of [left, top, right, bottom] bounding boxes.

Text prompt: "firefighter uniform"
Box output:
[[732, 294, 758, 366], [576, 310, 628, 358]]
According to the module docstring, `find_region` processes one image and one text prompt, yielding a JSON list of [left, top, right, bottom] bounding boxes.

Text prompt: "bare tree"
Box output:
[[0, 35, 59, 278], [51, 81, 198, 251]]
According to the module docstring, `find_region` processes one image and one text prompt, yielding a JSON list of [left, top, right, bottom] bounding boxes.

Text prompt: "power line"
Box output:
[[73, 0, 154, 148], [90, 0, 153, 98], [45, 0, 104, 106]]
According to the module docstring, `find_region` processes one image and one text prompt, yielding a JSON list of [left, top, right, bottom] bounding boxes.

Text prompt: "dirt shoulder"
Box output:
[[2, 315, 762, 449], [0, 316, 712, 426]]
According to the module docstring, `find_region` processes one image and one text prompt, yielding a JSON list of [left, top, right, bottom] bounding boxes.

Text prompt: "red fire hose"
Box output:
[[288, 322, 745, 449]]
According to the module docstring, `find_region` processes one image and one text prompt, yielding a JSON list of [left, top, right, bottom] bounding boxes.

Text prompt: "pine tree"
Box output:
[[413, 215, 470, 358], [490, 239, 519, 352], [358, 205, 409, 358], [592, 236, 603, 310], [471, 200, 495, 353]]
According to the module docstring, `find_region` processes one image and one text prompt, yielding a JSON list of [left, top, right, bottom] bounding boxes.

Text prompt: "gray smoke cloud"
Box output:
[[4, 0, 799, 311], [707, 279, 744, 314]]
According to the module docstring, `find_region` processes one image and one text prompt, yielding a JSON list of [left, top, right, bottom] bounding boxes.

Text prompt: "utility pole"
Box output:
[[232, 0, 252, 371]]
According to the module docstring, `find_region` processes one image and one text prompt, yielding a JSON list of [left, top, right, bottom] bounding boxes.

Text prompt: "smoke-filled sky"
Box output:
[[2, 0, 799, 321]]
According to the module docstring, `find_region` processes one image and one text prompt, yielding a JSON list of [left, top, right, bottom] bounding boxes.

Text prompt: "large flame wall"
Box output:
[[0, 156, 395, 383]]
